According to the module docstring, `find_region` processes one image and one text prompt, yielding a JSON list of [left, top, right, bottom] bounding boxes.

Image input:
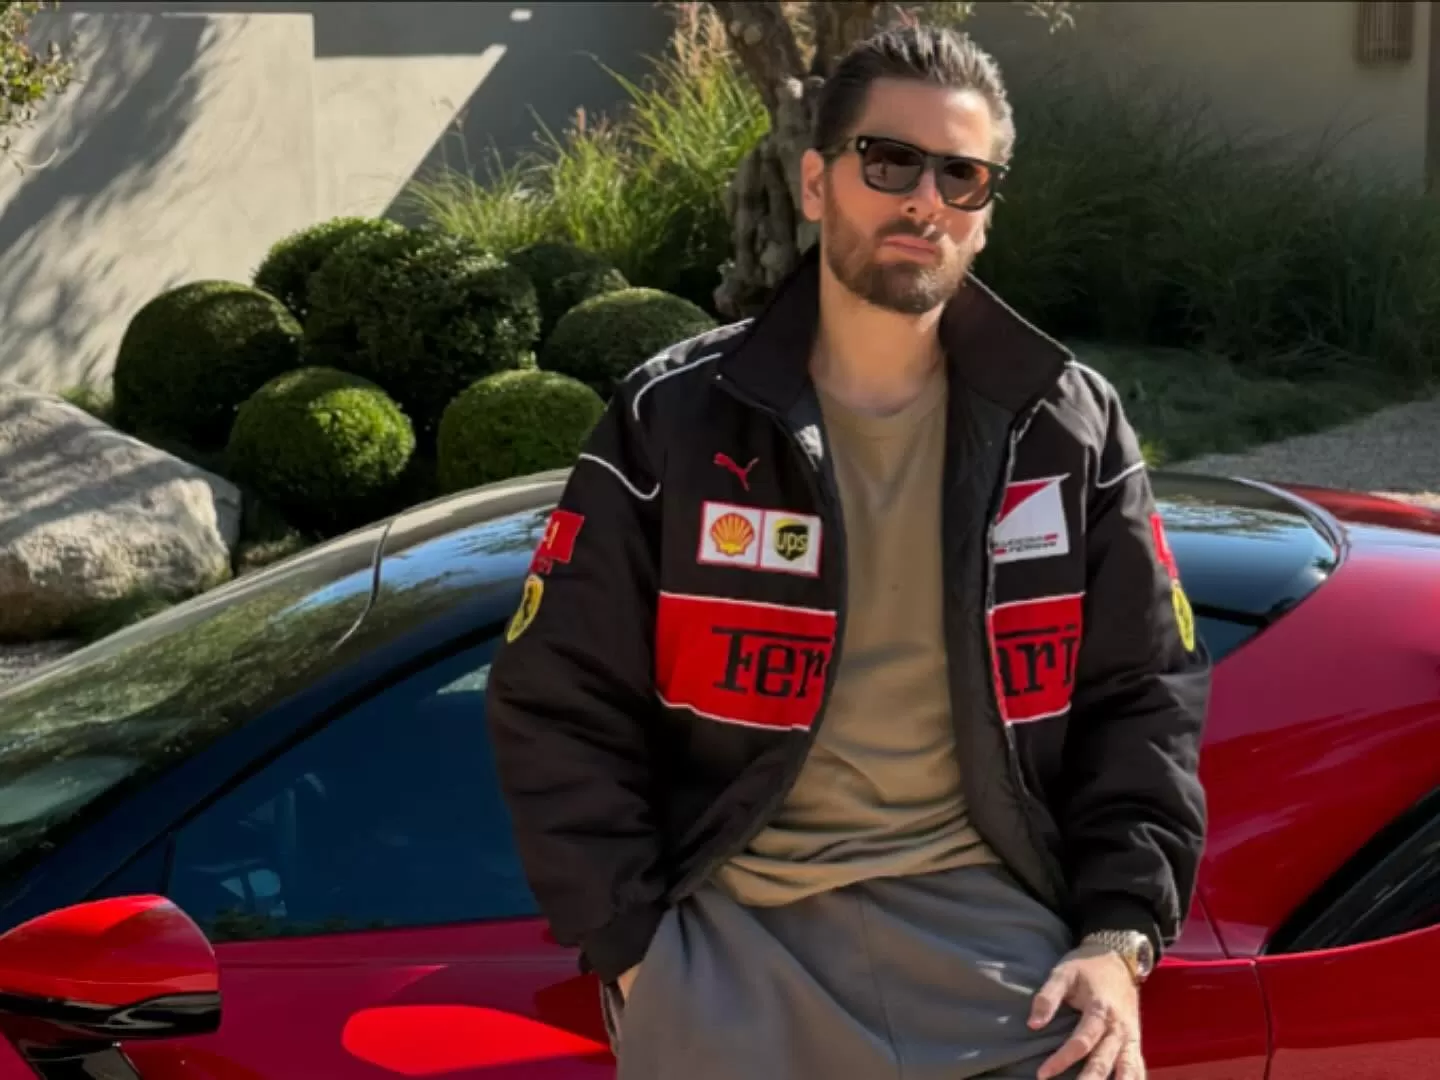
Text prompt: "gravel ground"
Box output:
[[1170, 393, 1440, 500]]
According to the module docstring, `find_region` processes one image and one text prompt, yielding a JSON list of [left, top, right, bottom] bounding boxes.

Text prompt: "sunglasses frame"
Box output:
[[828, 134, 1008, 211]]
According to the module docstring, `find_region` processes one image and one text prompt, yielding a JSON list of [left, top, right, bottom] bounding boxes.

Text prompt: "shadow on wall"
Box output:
[[0, 2, 673, 393], [0, 12, 216, 389], [73, 1, 677, 212]]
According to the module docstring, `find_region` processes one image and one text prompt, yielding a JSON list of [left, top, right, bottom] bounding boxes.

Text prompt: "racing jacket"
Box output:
[[487, 250, 1210, 984]]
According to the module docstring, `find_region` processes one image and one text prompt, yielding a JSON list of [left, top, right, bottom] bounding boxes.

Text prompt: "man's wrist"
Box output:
[[1079, 929, 1155, 984]]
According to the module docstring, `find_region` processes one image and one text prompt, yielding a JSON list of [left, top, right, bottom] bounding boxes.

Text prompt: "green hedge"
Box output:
[[437, 369, 603, 491], [226, 366, 415, 533], [304, 227, 541, 439], [507, 241, 629, 342], [253, 217, 404, 322], [113, 281, 303, 451], [540, 287, 716, 396]]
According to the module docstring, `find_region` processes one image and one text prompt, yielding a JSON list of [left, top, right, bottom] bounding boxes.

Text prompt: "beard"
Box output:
[[821, 200, 977, 315]]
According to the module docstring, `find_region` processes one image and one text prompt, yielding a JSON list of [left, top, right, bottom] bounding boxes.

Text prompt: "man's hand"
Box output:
[[616, 964, 641, 1001], [1028, 945, 1144, 1080]]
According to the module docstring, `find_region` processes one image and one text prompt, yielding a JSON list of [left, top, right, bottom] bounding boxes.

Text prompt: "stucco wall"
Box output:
[[0, 1, 672, 392], [968, 0, 1431, 184]]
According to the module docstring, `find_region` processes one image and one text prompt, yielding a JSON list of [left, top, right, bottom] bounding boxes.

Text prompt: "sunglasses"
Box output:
[[831, 135, 1007, 211]]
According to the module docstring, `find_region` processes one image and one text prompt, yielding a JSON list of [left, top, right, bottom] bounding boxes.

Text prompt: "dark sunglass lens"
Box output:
[[861, 140, 925, 193], [939, 158, 991, 207]]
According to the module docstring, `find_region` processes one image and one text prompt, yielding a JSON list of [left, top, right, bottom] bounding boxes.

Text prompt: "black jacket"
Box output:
[[488, 253, 1210, 984]]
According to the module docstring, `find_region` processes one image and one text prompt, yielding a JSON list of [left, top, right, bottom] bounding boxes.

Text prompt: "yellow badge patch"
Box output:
[[1171, 580, 1196, 653], [506, 573, 545, 643]]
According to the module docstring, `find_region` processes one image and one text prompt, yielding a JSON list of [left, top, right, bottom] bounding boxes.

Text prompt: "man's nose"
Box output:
[[902, 166, 946, 216]]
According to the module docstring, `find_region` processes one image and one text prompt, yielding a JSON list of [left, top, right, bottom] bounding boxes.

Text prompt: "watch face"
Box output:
[[1135, 938, 1156, 976]]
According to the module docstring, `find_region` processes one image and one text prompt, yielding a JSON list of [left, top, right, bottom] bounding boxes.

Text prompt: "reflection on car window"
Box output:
[[166, 639, 537, 941], [0, 532, 377, 881], [1193, 614, 1256, 662]]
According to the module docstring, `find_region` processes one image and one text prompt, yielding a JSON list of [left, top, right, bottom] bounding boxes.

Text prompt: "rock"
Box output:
[[0, 386, 241, 641]]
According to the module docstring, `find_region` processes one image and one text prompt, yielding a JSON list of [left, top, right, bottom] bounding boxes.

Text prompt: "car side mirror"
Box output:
[[0, 894, 221, 1079]]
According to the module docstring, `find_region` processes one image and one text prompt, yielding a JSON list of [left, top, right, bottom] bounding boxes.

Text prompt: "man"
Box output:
[[488, 24, 1208, 1080]]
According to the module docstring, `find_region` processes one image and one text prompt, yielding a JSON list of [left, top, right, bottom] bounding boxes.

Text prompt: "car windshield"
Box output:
[[0, 530, 378, 883]]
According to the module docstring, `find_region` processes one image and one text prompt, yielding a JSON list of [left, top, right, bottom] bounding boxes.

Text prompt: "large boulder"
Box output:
[[0, 387, 241, 641]]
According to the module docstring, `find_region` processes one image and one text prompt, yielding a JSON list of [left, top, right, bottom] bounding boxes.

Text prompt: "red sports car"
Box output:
[[0, 469, 1437, 1079]]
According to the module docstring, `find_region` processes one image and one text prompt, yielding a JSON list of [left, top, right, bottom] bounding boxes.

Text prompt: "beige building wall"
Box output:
[[969, 0, 1433, 184]]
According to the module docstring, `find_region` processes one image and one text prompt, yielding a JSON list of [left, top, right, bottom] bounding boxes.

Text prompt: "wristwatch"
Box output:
[[1080, 929, 1155, 984]]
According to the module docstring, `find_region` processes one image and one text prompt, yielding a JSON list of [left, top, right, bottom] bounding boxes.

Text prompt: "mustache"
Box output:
[[877, 220, 941, 242]]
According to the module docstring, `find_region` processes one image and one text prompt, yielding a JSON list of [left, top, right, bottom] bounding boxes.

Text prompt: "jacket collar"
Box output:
[[719, 246, 1073, 417]]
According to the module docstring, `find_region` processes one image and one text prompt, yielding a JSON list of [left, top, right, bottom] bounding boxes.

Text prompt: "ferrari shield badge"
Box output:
[[1171, 581, 1196, 653], [506, 573, 545, 643]]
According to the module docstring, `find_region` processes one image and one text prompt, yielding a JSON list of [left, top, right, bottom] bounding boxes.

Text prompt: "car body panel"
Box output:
[[1256, 922, 1440, 1078], [1192, 497, 1440, 957], [125, 921, 613, 1080]]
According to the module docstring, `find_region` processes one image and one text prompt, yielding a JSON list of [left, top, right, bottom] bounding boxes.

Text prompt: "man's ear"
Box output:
[[800, 148, 826, 224]]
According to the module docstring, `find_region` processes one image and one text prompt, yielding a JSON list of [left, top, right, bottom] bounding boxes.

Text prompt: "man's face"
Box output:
[[800, 79, 1000, 315]]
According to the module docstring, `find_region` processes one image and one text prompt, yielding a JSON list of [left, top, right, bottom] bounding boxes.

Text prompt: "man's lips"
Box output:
[[879, 234, 938, 255]]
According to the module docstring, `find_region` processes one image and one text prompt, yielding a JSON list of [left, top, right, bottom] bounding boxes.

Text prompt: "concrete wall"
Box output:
[[968, 0, 1432, 184], [0, 1, 672, 392]]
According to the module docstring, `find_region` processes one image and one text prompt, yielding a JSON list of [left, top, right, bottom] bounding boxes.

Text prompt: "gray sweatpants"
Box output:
[[604, 864, 1081, 1079]]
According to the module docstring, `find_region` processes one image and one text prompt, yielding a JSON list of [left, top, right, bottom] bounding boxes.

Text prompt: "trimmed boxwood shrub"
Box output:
[[540, 287, 716, 396], [437, 369, 603, 491], [226, 366, 415, 533], [113, 281, 303, 451], [507, 241, 629, 342], [304, 227, 540, 440], [253, 216, 404, 322]]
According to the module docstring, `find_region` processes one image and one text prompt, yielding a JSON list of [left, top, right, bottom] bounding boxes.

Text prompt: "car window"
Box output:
[[165, 638, 538, 941], [1268, 788, 1440, 953], [0, 529, 378, 883], [1193, 614, 1257, 662]]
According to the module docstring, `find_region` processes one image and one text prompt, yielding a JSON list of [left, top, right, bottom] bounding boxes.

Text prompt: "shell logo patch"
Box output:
[[506, 573, 545, 643], [710, 512, 756, 558]]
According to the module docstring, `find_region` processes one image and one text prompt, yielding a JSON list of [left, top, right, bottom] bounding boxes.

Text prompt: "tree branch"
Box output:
[[708, 1, 806, 113]]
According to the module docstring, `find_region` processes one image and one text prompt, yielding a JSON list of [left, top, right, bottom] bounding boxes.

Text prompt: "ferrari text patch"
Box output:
[[988, 592, 1084, 723], [655, 591, 836, 729], [993, 475, 1070, 564], [506, 573, 545, 643]]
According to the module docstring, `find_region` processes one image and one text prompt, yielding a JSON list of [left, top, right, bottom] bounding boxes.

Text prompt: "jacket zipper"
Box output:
[[667, 373, 849, 902], [983, 401, 1067, 903]]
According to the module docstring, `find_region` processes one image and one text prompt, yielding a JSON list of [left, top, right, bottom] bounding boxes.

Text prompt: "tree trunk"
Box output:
[[810, 2, 884, 76], [710, 2, 846, 318]]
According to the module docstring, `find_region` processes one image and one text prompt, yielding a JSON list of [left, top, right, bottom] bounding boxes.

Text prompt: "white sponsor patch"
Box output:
[[698, 501, 764, 568], [698, 503, 823, 575], [760, 510, 822, 576], [993, 475, 1070, 564]]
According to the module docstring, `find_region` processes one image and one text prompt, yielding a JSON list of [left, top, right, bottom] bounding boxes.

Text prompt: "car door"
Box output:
[[1255, 788, 1440, 1079], [124, 638, 614, 1080]]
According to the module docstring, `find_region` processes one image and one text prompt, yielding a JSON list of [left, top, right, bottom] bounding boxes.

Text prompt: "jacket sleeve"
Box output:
[[1064, 391, 1210, 957], [486, 388, 666, 984]]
